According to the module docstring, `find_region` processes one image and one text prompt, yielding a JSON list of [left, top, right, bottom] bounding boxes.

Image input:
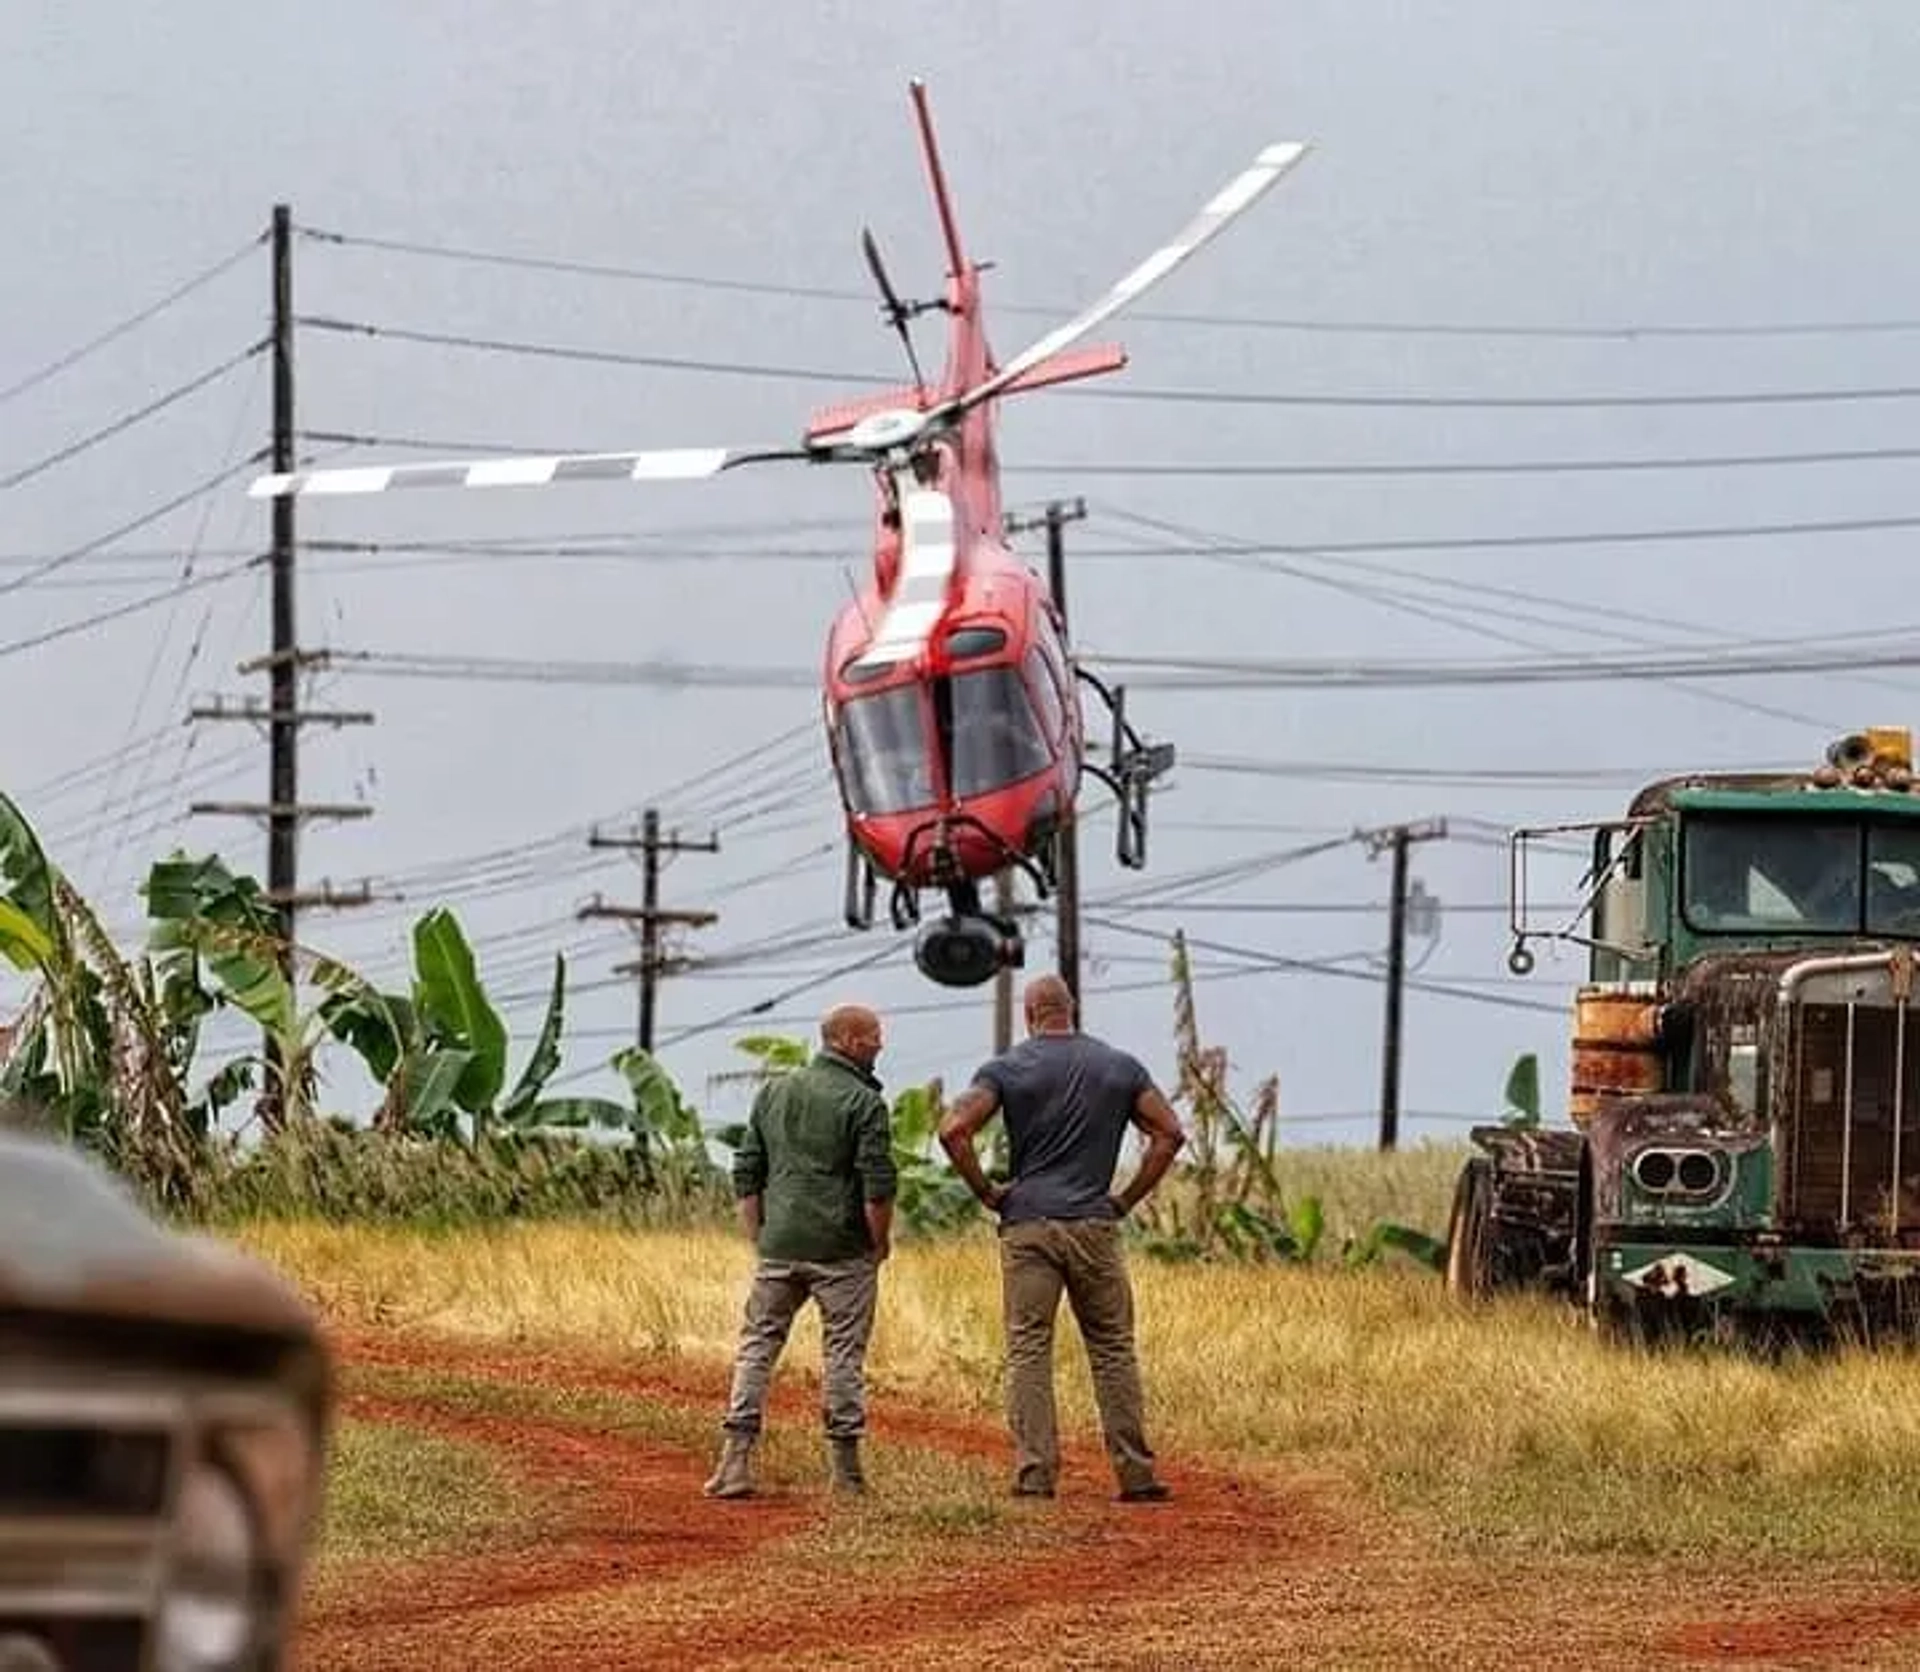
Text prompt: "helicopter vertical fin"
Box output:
[[859, 487, 956, 666], [908, 79, 968, 280]]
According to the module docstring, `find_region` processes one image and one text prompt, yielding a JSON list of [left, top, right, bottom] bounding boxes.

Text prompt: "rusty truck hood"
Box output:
[[0, 1130, 316, 1340]]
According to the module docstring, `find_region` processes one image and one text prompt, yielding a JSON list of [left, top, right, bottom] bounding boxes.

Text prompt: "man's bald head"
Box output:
[[1023, 975, 1075, 1034], [822, 1003, 884, 1067]]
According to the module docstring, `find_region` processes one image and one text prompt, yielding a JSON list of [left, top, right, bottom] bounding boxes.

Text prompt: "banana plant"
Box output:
[[142, 851, 363, 1131], [319, 908, 631, 1140], [1, 798, 197, 1197]]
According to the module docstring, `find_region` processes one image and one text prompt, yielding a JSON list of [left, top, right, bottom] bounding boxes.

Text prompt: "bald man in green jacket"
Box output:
[[705, 1002, 898, 1500]]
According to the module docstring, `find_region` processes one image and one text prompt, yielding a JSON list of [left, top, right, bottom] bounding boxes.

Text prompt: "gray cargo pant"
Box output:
[[720, 1254, 880, 1441], [999, 1218, 1157, 1494]]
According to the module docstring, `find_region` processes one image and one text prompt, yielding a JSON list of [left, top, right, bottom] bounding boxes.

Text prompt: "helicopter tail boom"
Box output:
[[908, 78, 968, 281]]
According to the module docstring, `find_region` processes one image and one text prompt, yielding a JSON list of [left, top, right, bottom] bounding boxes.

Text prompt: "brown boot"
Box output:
[[703, 1434, 756, 1499], [828, 1437, 867, 1495]]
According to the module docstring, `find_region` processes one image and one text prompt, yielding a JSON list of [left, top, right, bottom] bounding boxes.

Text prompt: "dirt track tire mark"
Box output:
[[298, 1329, 1350, 1671], [303, 1329, 1920, 1671]]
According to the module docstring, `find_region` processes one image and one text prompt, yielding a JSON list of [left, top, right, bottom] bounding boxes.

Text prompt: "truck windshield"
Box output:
[[835, 685, 936, 815], [1682, 814, 1920, 936]]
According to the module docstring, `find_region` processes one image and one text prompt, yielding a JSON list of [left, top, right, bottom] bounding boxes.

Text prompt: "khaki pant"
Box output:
[[998, 1218, 1157, 1493], [721, 1255, 879, 1441]]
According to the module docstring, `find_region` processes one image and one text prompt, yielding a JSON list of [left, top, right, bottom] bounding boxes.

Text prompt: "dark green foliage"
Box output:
[[1503, 1052, 1542, 1129], [192, 1120, 727, 1229]]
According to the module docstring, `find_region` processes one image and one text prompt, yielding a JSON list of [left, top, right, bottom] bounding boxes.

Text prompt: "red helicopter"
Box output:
[[251, 82, 1309, 987]]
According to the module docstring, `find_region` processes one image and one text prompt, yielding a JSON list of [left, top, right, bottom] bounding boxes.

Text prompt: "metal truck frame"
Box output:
[[1447, 726, 1920, 1345], [0, 1116, 332, 1669]]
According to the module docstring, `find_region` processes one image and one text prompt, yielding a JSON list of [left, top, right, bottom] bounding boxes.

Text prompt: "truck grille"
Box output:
[[0, 1426, 171, 1520], [0, 1389, 180, 1671], [1785, 998, 1920, 1235], [0, 1616, 145, 1672]]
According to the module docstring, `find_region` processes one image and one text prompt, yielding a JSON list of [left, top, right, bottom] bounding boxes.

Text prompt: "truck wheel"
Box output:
[[1445, 1158, 1496, 1299]]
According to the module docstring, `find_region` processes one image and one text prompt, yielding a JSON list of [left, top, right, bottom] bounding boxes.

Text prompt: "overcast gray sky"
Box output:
[[6, 2, 1920, 1147]]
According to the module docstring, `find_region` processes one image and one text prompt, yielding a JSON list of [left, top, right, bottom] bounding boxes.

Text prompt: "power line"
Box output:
[[0, 553, 257, 665], [0, 455, 265, 603], [0, 232, 265, 409], [1091, 637, 1920, 691], [294, 312, 1920, 411], [633, 937, 908, 1057], [319, 650, 816, 689], [290, 517, 1920, 568], [296, 314, 872, 389], [298, 427, 1920, 486], [0, 341, 267, 493], [92, 351, 270, 892], [1174, 753, 1796, 786], [1081, 915, 1565, 1015], [294, 223, 1920, 342], [1094, 505, 1845, 733], [293, 629, 1920, 696], [1005, 444, 1920, 479]]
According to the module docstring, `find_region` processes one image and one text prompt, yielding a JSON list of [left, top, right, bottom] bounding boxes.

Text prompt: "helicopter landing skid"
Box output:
[[843, 842, 1023, 986], [1075, 670, 1175, 870]]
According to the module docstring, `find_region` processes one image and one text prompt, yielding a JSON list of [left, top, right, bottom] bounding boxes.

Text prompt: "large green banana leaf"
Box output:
[[498, 955, 566, 1127], [615, 1046, 700, 1142], [412, 908, 508, 1112], [142, 855, 294, 1036], [0, 898, 52, 970], [0, 790, 56, 935]]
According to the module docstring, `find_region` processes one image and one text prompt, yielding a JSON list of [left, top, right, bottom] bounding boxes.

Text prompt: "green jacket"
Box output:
[[733, 1051, 897, 1263]]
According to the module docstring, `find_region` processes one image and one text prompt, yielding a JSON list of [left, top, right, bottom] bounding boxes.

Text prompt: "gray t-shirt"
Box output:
[[971, 1032, 1154, 1224]]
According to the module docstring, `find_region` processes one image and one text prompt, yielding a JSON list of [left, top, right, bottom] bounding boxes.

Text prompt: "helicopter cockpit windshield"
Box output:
[[836, 685, 935, 815], [834, 664, 1052, 817], [942, 665, 1051, 798]]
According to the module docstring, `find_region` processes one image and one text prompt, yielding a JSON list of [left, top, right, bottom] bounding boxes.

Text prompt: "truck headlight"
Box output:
[[156, 1461, 258, 1672]]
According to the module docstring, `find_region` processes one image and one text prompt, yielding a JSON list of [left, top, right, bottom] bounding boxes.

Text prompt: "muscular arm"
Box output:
[[1111, 1082, 1186, 1215], [937, 1080, 1008, 1211]]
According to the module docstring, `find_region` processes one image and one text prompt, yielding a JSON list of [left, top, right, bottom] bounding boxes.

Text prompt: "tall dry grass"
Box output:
[[242, 1215, 1920, 1567]]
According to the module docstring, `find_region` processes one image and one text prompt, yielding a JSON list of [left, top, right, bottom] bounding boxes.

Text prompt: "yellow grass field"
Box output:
[[246, 1182, 1920, 1669]]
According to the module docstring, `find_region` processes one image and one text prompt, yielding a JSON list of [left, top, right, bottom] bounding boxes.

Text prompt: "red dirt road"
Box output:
[[294, 1330, 1920, 1671]]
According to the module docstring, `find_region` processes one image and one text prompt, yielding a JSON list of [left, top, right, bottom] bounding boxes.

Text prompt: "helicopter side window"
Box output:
[[836, 686, 936, 815], [1024, 648, 1066, 746], [948, 666, 1051, 799]]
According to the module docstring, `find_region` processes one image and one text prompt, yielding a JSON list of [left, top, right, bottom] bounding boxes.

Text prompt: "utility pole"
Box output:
[[191, 204, 376, 1122], [581, 809, 720, 1052], [1357, 818, 1449, 1152], [992, 868, 1016, 1053], [1004, 496, 1088, 1018], [267, 201, 298, 960]]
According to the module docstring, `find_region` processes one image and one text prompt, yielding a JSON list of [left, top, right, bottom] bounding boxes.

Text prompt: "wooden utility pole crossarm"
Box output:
[[581, 809, 720, 1051]]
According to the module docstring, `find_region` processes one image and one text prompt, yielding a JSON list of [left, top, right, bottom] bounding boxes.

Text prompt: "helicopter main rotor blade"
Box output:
[[248, 444, 817, 500], [940, 139, 1310, 423]]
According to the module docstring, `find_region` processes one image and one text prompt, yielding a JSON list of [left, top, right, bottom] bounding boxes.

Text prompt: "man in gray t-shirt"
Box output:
[[938, 974, 1187, 1502]]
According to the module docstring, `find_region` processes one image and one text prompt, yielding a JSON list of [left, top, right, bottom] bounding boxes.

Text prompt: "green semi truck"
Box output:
[[1448, 726, 1920, 1343]]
